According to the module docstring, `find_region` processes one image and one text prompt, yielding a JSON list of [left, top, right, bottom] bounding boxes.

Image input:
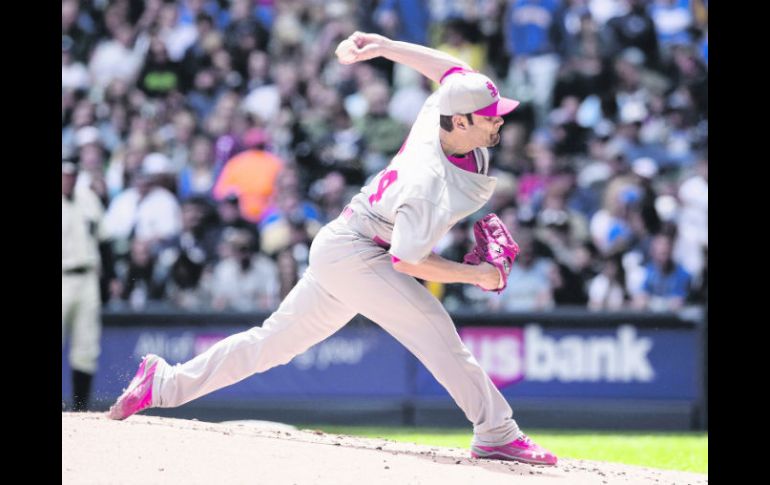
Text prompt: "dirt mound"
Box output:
[[62, 413, 707, 485]]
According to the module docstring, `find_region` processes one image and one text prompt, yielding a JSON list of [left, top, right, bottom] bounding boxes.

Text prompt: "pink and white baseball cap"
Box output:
[[438, 72, 520, 117]]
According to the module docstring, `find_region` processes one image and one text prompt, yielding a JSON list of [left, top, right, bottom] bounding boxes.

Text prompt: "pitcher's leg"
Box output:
[[363, 283, 518, 446], [153, 269, 356, 408], [321, 248, 520, 446]]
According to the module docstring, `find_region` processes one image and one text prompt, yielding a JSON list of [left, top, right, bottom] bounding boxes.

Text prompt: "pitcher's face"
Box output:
[[469, 114, 504, 147]]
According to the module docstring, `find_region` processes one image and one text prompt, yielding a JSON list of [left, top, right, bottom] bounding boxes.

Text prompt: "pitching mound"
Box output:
[[62, 413, 706, 485]]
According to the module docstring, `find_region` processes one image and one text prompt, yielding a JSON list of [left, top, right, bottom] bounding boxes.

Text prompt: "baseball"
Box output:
[[335, 39, 358, 64]]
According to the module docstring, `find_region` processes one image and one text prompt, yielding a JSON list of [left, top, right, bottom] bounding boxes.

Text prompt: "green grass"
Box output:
[[302, 426, 707, 474]]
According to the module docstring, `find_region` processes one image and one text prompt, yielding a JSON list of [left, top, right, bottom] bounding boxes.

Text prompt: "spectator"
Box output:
[[211, 193, 261, 249], [315, 106, 366, 185], [177, 0, 226, 29], [62, 100, 96, 153], [673, 154, 707, 284], [241, 62, 300, 124], [111, 238, 168, 310], [354, 80, 410, 176], [534, 204, 590, 307], [186, 67, 225, 119], [178, 13, 220, 89], [490, 122, 530, 175], [388, 70, 431, 127], [516, 137, 558, 215], [601, 0, 661, 70], [658, 91, 699, 168], [554, 1, 597, 60], [62, 0, 96, 64], [62, 39, 90, 92], [157, 196, 219, 309], [105, 132, 150, 199], [666, 43, 707, 115], [260, 186, 323, 257], [436, 19, 488, 74], [204, 228, 280, 311], [589, 181, 637, 257], [504, 0, 563, 126], [223, 0, 269, 78], [212, 127, 285, 223], [137, 36, 183, 98], [535, 186, 590, 255], [157, 1, 199, 62], [572, 170, 607, 220], [588, 255, 628, 311], [244, 49, 271, 92], [547, 96, 592, 156], [485, 230, 555, 312], [178, 134, 216, 200], [88, 24, 145, 90], [308, 171, 351, 223], [103, 153, 183, 253], [97, 102, 130, 154], [209, 93, 248, 171], [633, 232, 692, 311], [630, 157, 662, 234], [372, 0, 430, 46], [649, 0, 694, 51]]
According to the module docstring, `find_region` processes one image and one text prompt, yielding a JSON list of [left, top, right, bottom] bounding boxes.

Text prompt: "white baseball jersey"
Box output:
[[347, 87, 497, 264]]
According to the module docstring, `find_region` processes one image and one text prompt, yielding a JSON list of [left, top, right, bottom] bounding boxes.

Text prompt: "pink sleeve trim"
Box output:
[[439, 66, 474, 84], [391, 255, 401, 264]]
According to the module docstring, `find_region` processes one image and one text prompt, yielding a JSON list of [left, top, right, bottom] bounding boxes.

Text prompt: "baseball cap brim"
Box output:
[[474, 97, 520, 117]]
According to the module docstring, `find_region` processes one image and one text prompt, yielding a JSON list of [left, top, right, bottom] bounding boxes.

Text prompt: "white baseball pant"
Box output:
[[62, 271, 101, 374], [151, 217, 520, 446]]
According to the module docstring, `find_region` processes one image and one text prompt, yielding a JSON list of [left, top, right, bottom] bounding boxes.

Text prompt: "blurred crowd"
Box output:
[[62, 0, 707, 313]]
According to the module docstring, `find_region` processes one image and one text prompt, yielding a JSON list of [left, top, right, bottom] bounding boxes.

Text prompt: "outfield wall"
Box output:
[[62, 308, 707, 431]]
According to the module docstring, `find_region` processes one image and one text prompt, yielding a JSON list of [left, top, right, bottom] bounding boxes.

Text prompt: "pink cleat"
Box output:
[[106, 354, 161, 420], [471, 434, 558, 466]]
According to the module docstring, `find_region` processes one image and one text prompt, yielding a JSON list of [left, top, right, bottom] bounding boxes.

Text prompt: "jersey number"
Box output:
[[368, 169, 398, 206]]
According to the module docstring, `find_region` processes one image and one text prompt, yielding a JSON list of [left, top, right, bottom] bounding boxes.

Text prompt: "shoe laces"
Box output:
[[517, 434, 533, 446]]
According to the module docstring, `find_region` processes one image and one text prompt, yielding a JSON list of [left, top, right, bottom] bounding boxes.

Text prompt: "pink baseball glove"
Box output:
[[463, 213, 520, 293]]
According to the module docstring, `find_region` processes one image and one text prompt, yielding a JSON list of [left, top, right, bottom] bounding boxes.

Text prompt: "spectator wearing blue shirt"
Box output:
[[649, 0, 693, 50], [504, 0, 563, 127], [177, 0, 229, 30], [372, 0, 430, 46], [633, 233, 691, 311]]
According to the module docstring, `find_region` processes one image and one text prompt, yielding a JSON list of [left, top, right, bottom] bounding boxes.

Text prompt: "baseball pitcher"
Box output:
[[108, 32, 557, 466]]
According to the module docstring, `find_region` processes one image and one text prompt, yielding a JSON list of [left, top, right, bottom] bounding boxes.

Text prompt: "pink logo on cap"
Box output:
[[486, 81, 499, 99]]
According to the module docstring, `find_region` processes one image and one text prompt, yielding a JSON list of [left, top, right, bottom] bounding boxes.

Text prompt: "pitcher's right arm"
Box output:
[[335, 31, 472, 84]]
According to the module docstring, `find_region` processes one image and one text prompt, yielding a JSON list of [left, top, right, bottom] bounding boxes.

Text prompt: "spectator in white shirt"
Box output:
[[103, 153, 182, 252]]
